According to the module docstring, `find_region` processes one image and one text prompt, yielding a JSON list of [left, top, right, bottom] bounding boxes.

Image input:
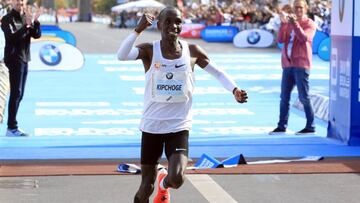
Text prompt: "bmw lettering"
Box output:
[[247, 31, 261, 45], [39, 44, 62, 66]]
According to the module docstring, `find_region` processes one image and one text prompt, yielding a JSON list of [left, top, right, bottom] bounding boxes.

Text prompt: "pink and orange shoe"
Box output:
[[153, 168, 170, 203]]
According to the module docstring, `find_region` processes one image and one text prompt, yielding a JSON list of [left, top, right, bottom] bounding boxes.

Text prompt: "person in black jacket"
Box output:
[[1, 0, 41, 136]]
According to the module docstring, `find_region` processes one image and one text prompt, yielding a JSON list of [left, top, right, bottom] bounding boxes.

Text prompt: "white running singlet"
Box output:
[[139, 40, 195, 134]]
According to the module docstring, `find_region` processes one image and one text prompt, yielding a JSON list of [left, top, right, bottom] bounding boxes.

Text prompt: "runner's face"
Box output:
[[159, 9, 182, 41], [12, 0, 26, 12]]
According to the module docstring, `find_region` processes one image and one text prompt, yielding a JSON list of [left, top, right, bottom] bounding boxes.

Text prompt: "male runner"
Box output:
[[117, 7, 248, 203]]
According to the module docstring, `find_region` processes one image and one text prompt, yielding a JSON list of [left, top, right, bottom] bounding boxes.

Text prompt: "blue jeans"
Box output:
[[277, 67, 315, 131], [6, 60, 28, 129]]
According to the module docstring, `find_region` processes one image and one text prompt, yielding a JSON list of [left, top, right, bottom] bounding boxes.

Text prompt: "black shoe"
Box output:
[[269, 127, 286, 135], [295, 128, 315, 135]]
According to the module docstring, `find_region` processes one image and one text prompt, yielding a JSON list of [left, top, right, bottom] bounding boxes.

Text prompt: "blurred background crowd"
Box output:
[[0, 0, 331, 34], [109, 0, 331, 35], [182, 0, 331, 34]]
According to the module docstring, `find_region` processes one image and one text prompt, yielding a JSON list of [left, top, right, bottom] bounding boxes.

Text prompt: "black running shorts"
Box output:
[[141, 130, 189, 165]]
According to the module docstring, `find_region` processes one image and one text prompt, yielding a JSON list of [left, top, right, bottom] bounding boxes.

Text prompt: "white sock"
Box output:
[[160, 176, 168, 190]]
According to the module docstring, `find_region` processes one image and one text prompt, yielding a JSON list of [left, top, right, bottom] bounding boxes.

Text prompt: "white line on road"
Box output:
[[187, 174, 238, 203]]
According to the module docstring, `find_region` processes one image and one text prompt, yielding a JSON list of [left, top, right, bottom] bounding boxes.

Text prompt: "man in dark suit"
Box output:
[[1, 0, 41, 136]]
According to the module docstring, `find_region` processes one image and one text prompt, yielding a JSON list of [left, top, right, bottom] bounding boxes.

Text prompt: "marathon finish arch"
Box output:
[[200, 26, 239, 42], [328, 0, 360, 145]]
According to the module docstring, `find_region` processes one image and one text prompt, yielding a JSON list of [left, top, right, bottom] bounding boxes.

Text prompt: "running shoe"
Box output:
[[153, 168, 170, 203]]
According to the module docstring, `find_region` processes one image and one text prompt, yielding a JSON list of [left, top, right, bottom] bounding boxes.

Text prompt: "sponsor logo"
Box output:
[[205, 29, 233, 36], [247, 31, 261, 45], [175, 64, 186, 68], [166, 72, 174, 79], [321, 45, 329, 52], [339, 0, 345, 22], [154, 61, 161, 69], [39, 44, 62, 66]]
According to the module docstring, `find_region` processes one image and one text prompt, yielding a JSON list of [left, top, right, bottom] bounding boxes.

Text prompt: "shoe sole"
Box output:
[[295, 132, 316, 135], [269, 132, 286, 135], [6, 134, 29, 137]]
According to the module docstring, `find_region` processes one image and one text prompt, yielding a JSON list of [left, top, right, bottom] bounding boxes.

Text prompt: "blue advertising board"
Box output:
[[317, 37, 330, 61], [327, 0, 360, 145], [200, 26, 238, 42], [29, 41, 84, 71], [233, 29, 274, 48], [42, 30, 77, 46], [41, 25, 61, 31], [312, 30, 328, 54]]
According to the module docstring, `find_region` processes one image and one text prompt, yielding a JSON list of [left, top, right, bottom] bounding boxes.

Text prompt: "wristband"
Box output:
[[232, 87, 238, 95]]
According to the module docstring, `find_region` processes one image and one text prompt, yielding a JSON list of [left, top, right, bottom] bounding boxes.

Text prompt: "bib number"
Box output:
[[152, 71, 189, 103]]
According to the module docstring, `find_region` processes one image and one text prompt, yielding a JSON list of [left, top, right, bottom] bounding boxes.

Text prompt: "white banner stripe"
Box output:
[[187, 174, 238, 203], [36, 102, 111, 107], [104, 65, 328, 72], [120, 74, 329, 81]]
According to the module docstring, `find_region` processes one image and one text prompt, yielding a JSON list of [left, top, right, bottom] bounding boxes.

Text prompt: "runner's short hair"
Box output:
[[157, 6, 181, 21]]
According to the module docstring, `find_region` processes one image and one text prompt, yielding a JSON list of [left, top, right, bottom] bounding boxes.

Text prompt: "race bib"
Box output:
[[151, 71, 190, 103]]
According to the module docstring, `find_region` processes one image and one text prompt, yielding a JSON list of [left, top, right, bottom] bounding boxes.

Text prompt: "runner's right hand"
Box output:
[[135, 13, 155, 34]]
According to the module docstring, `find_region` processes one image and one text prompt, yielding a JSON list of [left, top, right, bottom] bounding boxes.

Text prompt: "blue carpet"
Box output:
[[1, 53, 359, 160]]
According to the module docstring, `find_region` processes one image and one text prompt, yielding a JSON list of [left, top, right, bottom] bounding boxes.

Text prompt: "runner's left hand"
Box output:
[[234, 89, 248, 103]]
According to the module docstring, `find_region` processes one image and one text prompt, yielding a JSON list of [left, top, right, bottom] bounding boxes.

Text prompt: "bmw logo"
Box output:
[[39, 44, 62, 66], [247, 31, 261, 45], [166, 72, 173, 80]]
